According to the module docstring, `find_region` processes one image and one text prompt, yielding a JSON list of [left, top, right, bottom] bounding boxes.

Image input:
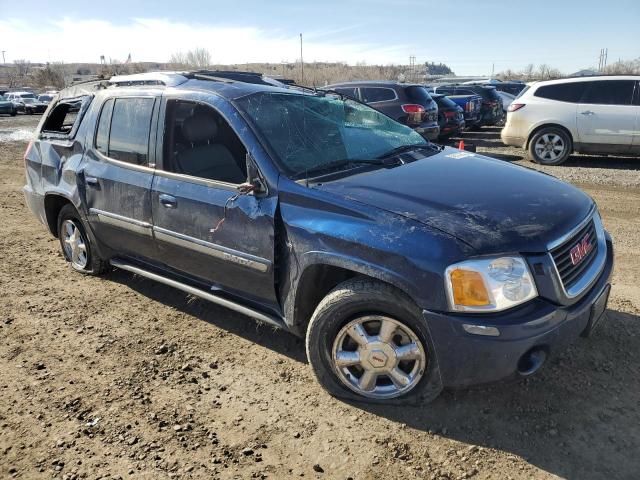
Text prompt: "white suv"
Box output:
[[501, 76, 640, 165]]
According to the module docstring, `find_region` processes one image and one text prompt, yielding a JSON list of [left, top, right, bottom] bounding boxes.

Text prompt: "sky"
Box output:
[[0, 0, 638, 75]]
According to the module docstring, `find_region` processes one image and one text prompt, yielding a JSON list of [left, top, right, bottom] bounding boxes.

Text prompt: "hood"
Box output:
[[315, 148, 593, 253]]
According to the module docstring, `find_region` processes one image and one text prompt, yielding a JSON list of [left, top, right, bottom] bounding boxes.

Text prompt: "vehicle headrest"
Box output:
[[182, 112, 218, 143]]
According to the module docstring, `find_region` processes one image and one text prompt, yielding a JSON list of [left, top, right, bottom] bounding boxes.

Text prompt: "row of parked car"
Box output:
[[324, 80, 526, 141], [0, 90, 58, 116]]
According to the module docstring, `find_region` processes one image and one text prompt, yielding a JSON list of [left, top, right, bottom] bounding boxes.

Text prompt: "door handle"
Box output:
[[159, 194, 177, 208], [581, 110, 595, 116], [86, 176, 99, 186]]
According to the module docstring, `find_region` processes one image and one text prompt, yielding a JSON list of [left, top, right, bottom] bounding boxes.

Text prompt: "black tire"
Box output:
[[306, 278, 443, 405], [528, 127, 572, 165], [10, 110, 16, 117], [57, 204, 108, 275]]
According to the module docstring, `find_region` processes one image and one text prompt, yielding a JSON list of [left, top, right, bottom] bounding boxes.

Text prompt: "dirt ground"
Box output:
[[1, 115, 639, 480]]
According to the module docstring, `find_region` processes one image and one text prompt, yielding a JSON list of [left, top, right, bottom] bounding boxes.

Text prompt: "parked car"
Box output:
[[5, 91, 37, 113], [445, 94, 483, 129], [502, 75, 640, 165], [326, 81, 440, 141], [0, 95, 18, 116], [431, 94, 465, 138], [20, 98, 49, 115], [433, 85, 504, 126], [38, 94, 56, 104], [496, 90, 516, 112], [464, 79, 527, 96], [24, 72, 613, 404]]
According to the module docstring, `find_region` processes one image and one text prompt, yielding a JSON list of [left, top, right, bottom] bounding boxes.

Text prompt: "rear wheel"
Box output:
[[528, 127, 572, 165], [306, 278, 442, 404], [57, 204, 108, 275]]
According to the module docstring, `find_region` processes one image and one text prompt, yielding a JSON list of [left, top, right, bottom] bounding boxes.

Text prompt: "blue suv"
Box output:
[[23, 72, 614, 404]]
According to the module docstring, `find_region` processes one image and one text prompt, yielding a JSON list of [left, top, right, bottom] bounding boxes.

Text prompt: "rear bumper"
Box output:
[[415, 124, 440, 141], [501, 131, 526, 148], [425, 236, 614, 388]]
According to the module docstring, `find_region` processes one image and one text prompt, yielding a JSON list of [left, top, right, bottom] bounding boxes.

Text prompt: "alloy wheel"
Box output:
[[534, 133, 565, 162], [61, 219, 88, 269], [331, 315, 426, 399]]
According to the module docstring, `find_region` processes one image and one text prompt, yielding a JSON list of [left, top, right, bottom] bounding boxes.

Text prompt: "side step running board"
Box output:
[[110, 259, 286, 330]]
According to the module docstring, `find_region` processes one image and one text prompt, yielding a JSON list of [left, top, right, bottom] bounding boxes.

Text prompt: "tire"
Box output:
[[10, 110, 16, 117], [57, 204, 108, 275], [306, 278, 442, 405], [528, 127, 572, 165]]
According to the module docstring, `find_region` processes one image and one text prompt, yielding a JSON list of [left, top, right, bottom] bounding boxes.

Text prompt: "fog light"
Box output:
[[462, 324, 500, 336]]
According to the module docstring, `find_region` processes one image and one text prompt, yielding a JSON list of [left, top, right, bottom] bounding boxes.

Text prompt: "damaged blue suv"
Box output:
[[23, 72, 613, 404]]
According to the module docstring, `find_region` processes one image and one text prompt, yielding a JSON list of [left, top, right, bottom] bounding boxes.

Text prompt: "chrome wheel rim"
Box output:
[[62, 219, 88, 269], [534, 133, 565, 162], [331, 316, 426, 399]]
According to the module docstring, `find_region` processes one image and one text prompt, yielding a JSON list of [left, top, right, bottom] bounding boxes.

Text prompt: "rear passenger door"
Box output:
[[577, 80, 636, 151], [82, 94, 159, 258]]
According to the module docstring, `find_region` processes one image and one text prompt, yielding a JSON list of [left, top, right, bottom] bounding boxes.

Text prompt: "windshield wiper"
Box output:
[[377, 143, 441, 159], [294, 157, 400, 180]]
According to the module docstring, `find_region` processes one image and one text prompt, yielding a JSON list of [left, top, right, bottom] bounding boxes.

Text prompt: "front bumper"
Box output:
[[425, 236, 614, 388]]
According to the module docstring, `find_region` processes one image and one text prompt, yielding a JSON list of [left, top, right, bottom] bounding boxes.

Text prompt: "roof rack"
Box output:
[[109, 72, 190, 87]]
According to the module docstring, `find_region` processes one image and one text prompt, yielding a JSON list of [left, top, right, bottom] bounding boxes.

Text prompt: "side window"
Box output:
[[581, 80, 635, 105], [108, 98, 155, 165], [162, 100, 247, 184], [95, 99, 114, 156], [534, 82, 587, 103], [334, 87, 359, 100], [437, 88, 454, 95], [360, 87, 396, 103], [41, 98, 86, 136]]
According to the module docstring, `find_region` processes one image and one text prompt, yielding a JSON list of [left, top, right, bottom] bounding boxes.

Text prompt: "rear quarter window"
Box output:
[[360, 87, 396, 103], [580, 80, 635, 105], [40, 96, 91, 138], [534, 82, 587, 103]]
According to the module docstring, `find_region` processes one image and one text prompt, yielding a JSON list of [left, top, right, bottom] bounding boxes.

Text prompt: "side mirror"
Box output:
[[242, 153, 267, 196]]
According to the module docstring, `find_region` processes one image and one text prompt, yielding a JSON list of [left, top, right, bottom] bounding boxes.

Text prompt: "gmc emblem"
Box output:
[[569, 233, 593, 266]]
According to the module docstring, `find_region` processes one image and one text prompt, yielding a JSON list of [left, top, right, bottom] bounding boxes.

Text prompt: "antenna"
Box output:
[[300, 33, 304, 85]]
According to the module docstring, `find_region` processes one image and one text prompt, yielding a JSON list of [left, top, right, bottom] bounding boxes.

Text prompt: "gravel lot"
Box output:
[[1, 115, 639, 480]]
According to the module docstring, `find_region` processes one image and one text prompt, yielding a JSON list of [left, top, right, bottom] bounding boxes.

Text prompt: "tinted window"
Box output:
[[534, 82, 587, 103], [435, 87, 454, 95], [405, 86, 433, 105], [434, 95, 458, 109], [360, 87, 396, 103], [95, 99, 114, 156], [455, 89, 477, 96], [108, 98, 155, 165], [581, 80, 635, 105], [333, 87, 359, 99]]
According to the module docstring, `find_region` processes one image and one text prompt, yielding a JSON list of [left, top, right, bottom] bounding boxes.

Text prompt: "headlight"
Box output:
[[445, 256, 537, 312]]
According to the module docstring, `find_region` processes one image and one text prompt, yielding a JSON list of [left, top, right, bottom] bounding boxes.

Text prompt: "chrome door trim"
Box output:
[[89, 208, 152, 237], [153, 226, 271, 273]]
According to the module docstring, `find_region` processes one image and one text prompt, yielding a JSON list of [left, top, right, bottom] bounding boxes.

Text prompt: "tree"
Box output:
[[14, 59, 31, 77], [34, 63, 66, 89], [168, 48, 212, 69], [424, 61, 454, 76]]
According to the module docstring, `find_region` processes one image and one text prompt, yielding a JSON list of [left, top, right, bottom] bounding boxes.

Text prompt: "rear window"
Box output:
[[40, 96, 89, 138], [405, 86, 433, 105], [434, 95, 458, 109], [107, 98, 155, 166], [435, 87, 455, 95], [333, 87, 359, 100], [515, 85, 530, 99], [480, 87, 501, 101], [360, 87, 396, 103], [581, 80, 635, 105], [534, 82, 587, 103]]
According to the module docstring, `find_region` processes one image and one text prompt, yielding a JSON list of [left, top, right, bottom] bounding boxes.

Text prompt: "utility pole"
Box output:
[[1, 51, 5, 64], [491, 62, 495, 78], [299, 33, 304, 85], [409, 55, 416, 82]]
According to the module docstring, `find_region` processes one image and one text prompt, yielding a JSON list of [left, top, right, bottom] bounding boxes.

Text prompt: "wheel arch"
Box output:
[[525, 123, 574, 151], [287, 253, 420, 336], [44, 193, 74, 237]]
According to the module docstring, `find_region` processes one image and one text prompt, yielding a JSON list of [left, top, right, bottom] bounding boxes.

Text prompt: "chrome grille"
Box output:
[[551, 218, 598, 289]]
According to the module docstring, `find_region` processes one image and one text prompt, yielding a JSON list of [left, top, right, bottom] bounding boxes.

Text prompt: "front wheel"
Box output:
[[57, 204, 108, 275], [528, 127, 572, 165], [306, 278, 442, 404]]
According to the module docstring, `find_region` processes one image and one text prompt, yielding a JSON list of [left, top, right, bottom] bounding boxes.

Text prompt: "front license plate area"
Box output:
[[582, 284, 610, 337]]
